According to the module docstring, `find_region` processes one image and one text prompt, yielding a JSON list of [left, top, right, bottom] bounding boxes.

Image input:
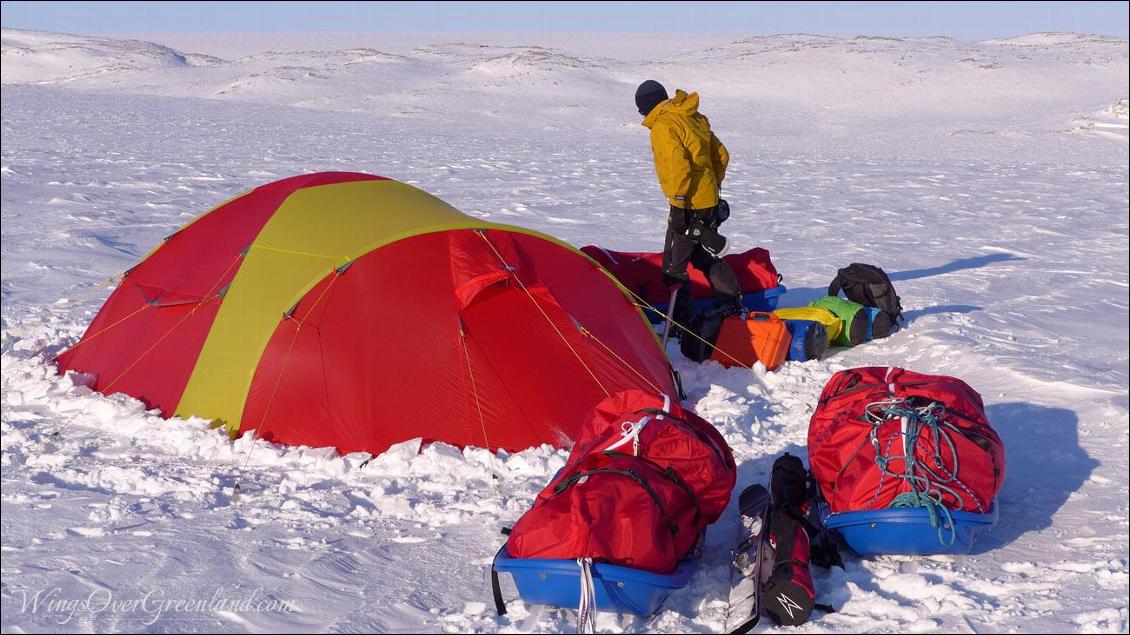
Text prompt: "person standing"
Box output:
[[635, 80, 741, 325]]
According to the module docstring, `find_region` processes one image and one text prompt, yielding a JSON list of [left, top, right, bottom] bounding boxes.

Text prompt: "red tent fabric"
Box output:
[[56, 173, 679, 455], [240, 229, 681, 454]]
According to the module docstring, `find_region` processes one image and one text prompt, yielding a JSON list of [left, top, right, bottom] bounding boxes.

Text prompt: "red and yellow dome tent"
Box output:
[[55, 172, 678, 454]]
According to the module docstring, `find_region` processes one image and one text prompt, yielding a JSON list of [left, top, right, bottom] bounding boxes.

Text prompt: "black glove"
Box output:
[[714, 199, 730, 227]]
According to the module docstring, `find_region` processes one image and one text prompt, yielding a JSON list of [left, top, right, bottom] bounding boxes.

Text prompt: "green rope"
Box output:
[[865, 398, 975, 547], [890, 491, 956, 547]]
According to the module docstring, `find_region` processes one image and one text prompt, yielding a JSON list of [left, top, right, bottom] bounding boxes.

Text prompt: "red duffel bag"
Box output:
[[506, 450, 702, 573], [581, 246, 779, 305], [808, 367, 1006, 515], [564, 390, 736, 523], [507, 390, 736, 573]]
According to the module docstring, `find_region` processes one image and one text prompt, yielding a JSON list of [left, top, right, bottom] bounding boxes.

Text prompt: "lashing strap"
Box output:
[[553, 468, 667, 517], [601, 451, 703, 527], [552, 466, 680, 536]]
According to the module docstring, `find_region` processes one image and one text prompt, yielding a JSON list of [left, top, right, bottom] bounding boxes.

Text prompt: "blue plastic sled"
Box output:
[[822, 501, 999, 556], [493, 548, 696, 616], [645, 285, 787, 324]]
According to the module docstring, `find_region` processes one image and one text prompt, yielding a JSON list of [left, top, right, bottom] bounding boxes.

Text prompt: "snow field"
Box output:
[[2, 28, 1127, 633]]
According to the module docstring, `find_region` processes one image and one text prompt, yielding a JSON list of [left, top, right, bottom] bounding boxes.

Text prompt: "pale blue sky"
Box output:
[[1, 1, 1127, 39]]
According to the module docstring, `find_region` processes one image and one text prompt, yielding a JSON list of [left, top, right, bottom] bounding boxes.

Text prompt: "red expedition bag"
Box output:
[[507, 391, 736, 573], [581, 246, 779, 305], [808, 367, 1005, 515], [506, 451, 702, 573], [565, 391, 736, 523]]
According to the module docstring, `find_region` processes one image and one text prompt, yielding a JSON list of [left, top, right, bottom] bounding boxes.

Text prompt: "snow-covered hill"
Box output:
[[0, 28, 222, 84], [1, 28, 1127, 633], [4, 28, 1127, 148]]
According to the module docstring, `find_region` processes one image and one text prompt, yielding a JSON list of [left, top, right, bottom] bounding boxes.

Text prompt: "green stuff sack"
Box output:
[[772, 307, 842, 344], [810, 296, 867, 347]]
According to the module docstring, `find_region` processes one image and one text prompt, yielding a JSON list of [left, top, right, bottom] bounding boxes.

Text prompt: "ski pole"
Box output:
[[660, 285, 680, 349]]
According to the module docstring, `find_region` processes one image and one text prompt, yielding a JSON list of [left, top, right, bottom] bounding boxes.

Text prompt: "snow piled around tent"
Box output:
[[2, 28, 1128, 633]]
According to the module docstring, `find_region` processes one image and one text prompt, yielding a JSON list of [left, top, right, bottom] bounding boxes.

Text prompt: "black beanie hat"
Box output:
[[635, 80, 668, 117]]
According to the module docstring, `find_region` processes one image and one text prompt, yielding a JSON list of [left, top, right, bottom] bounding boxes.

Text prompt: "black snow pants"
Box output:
[[661, 205, 740, 325]]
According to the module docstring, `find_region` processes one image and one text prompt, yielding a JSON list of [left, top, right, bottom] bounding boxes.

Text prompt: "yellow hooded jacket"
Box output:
[[642, 89, 729, 211]]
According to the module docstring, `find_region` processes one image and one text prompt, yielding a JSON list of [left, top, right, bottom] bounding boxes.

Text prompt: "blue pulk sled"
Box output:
[[643, 285, 787, 324], [819, 501, 999, 556], [492, 548, 697, 616]]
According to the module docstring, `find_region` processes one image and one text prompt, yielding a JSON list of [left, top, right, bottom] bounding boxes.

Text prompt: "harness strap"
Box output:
[[490, 543, 508, 616], [490, 527, 513, 616], [633, 405, 728, 465], [576, 557, 597, 634], [827, 272, 845, 298], [864, 397, 981, 546], [891, 491, 957, 547], [601, 451, 702, 527], [552, 468, 670, 527]]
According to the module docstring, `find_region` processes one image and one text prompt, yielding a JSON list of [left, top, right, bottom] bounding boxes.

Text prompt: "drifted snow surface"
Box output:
[[1, 29, 1127, 633]]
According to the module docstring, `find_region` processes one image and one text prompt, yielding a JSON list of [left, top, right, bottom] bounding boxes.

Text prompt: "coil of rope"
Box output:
[[862, 398, 985, 547]]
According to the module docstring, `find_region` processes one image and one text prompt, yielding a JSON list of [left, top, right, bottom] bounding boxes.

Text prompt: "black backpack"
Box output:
[[769, 453, 809, 510], [678, 308, 726, 363], [828, 263, 903, 324], [678, 302, 743, 363]]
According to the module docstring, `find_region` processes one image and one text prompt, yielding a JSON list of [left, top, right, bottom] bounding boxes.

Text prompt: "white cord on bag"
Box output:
[[602, 414, 650, 455], [599, 394, 673, 456], [576, 557, 597, 634], [577, 395, 674, 632]]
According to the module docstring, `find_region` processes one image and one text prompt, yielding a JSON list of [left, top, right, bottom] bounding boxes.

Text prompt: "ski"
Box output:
[[725, 484, 771, 634]]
